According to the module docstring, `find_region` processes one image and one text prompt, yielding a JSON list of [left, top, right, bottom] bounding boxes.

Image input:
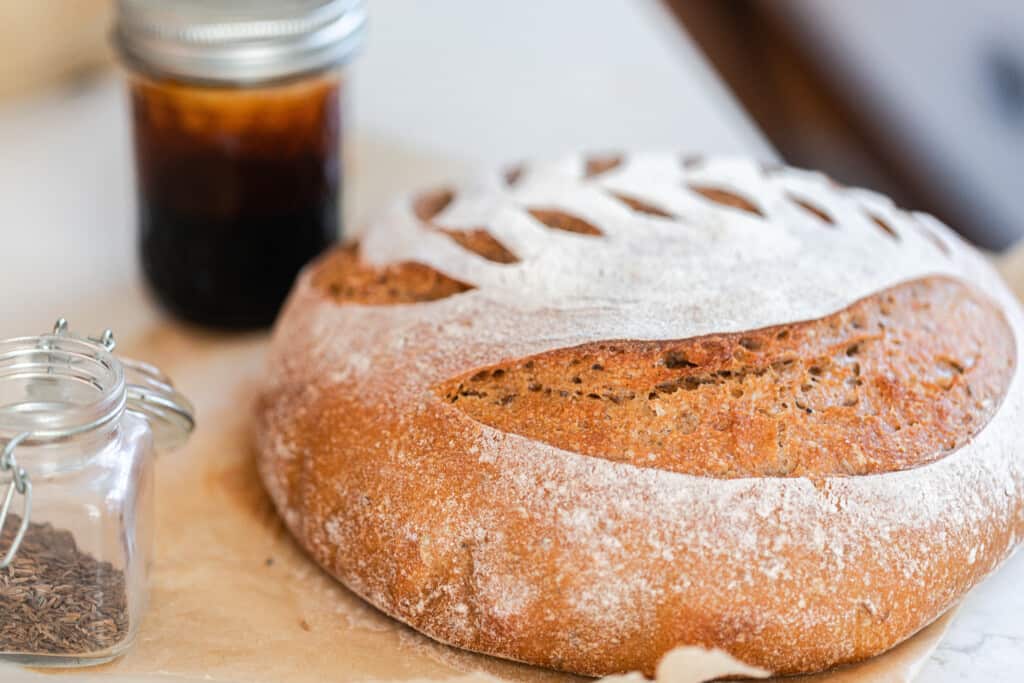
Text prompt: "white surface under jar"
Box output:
[[0, 320, 193, 667]]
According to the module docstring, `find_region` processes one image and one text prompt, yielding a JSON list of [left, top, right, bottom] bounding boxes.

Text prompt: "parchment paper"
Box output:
[[15, 184, 1024, 683]]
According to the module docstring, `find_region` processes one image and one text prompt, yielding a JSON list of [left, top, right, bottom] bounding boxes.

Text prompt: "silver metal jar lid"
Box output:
[[113, 0, 367, 85]]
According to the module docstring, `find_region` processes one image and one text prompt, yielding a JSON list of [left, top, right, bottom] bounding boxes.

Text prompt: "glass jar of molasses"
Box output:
[[113, 0, 367, 329]]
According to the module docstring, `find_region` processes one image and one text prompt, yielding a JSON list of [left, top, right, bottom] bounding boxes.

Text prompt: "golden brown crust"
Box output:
[[311, 244, 473, 304], [412, 187, 455, 221], [407, 187, 521, 264], [259, 266, 1020, 676], [437, 229, 519, 264], [688, 184, 764, 216], [257, 154, 1024, 678], [434, 277, 1014, 478], [527, 208, 604, 236], [584, 154, 624, 178], [609, 192, 675, 218]]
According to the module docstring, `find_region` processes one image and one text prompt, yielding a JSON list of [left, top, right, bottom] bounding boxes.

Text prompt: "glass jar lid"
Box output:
[[113, 0, 368, 85]]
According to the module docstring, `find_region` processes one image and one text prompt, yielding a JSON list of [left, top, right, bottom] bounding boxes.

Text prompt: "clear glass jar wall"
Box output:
[[0, 324, 192, 666]]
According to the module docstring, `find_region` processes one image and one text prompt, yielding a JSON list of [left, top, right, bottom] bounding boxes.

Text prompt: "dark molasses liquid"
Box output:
[[129, 76, 341, 329]]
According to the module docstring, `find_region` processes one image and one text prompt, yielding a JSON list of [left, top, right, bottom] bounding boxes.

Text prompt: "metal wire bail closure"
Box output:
[[52, 319, 196, 453], [0, 432, 33, 569], [0, 320, 195, 566], [123, 357, 195, 452]]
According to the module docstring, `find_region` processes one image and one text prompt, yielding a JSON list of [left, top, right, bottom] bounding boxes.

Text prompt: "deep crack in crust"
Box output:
[[308, 246, 1015, 481], [435, 277, 1014, 479]]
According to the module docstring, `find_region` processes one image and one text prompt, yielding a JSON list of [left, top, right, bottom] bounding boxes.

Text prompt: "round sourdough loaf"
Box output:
[[255, 154, 1024, 677]]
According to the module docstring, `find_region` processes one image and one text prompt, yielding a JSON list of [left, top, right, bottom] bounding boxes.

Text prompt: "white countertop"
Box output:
[[920, 549, 1024, 680], [0, 0, 772, 333], [0, 0, 1018, 680]]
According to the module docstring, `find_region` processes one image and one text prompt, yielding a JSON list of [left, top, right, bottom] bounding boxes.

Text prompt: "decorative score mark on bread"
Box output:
[[788, 193, 835, 225], [312, 245, 473, 304], [527, 208, 604, 236], [412, 187, 455, 221], [584, 153, 623, 178], [867, 212, 900, 241], [437, 229, 519, 264], [436, 277, 1014, 478], [261, 154, 1024, 678], [410, 189, 521, 264], [687, 184, 763, 216], [609, 192, 675, 219]]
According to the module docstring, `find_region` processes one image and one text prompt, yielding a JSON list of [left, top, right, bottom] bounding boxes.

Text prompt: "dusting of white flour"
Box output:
[[257, 154, 1024, 676]]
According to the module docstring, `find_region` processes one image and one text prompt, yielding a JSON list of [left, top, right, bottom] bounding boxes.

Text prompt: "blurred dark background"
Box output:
[[668, 0, 1024, 250]]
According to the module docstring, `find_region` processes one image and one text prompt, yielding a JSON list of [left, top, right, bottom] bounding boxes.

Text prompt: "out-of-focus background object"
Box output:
[[0, 1, 112, 98], [115, 0, 367, 329], [667, 0, 1024, 250], [4, 1, 1021, 250]]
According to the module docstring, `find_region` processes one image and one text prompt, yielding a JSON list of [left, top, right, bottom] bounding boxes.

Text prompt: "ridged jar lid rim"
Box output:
[[113, 0, 367, 85]]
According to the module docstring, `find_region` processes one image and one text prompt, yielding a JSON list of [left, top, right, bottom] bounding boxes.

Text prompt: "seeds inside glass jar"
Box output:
[[0, 516, 128, 656]]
